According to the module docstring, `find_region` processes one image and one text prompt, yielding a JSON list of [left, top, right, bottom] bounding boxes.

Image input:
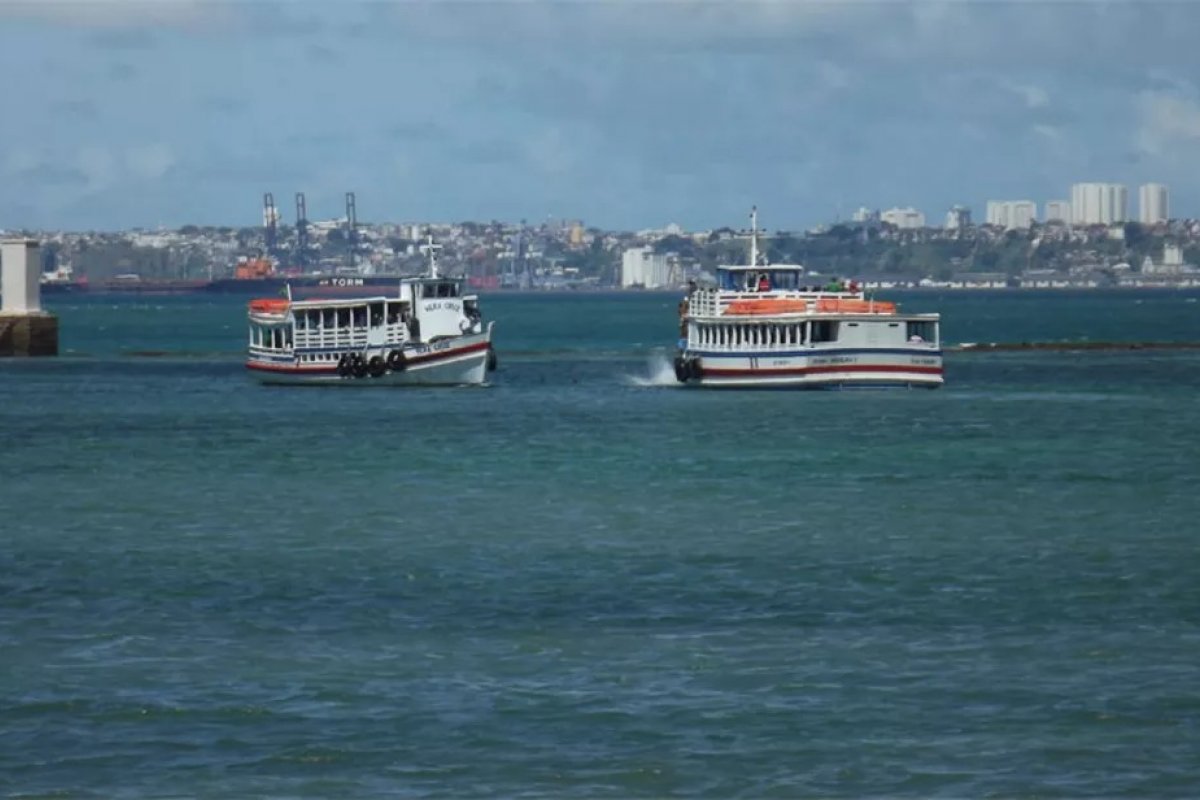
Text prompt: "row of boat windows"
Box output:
[[251, 325, 293, 350], [691, 320, 939, 347], [692, 321, 842, 347], [292, 303, 407, 331], [421, 281, 460, 298]]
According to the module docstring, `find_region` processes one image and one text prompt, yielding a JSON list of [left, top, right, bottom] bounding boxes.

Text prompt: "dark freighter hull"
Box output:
[[38, 275, 407, 296]]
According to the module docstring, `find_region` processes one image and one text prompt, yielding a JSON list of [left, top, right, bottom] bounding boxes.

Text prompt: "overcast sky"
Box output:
[[2, 0, 1199, 231]]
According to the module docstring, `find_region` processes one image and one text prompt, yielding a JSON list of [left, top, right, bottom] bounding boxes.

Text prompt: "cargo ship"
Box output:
[[205, 256, 408, 296], [36, 257, 409, 296]]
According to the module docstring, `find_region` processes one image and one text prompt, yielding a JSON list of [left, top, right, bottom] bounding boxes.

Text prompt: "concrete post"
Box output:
[[1, 239, 58, 356]]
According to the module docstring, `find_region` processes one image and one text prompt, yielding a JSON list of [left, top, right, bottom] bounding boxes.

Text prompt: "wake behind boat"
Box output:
[[246, 236, 496, 386], [674, 207, 943, 389]]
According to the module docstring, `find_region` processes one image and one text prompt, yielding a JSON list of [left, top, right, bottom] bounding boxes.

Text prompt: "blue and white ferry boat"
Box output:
[[674, 208, 943, 389], [246, 236, 495, 385]]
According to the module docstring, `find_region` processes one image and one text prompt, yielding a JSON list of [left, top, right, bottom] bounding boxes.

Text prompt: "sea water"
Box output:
[[2, 290, 1199, 797]]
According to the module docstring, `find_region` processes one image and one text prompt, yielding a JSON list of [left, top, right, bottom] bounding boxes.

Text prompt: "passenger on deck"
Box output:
[[757, 273, 771, 292]]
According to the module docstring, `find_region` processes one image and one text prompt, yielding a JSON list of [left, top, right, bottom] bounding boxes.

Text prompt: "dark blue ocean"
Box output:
[[3, 290, 1200, 798]]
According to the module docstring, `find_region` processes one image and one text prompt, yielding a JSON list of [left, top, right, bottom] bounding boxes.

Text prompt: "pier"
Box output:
[[1, 239, 59, 357], [953, 341, 1200, 352]]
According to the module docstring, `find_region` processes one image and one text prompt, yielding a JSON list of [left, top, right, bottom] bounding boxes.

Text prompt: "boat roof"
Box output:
[[716, 263, 806, 272]]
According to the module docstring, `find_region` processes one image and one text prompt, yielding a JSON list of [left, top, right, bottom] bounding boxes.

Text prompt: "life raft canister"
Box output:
[[387, 349, 407, 372], [368, 356, 386, 378]]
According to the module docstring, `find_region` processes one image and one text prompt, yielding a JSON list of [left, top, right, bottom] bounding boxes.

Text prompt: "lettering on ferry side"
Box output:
[[422, 301, 462, 313], [811, 356, 857, 366], [912, 357, 939, 366]]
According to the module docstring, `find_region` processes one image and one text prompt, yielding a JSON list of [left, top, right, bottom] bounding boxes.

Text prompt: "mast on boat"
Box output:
[[419, 234, 442, 280], [749, 205, 759, 269]]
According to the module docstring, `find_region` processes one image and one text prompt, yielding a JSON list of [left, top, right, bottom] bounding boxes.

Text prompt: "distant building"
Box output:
[[944, 206, 972, 230], [1138, 183, 1169, 224], [985, 200, 1037, 230], [1071, 183, 1127, 225], [1142, 242, 1188, 275], [851, 207, 880, 223], [569, 223, 585, 247], [881, 207, 925, 229], [621, 246, 670, 288], [1044, 201, 1071, 223]]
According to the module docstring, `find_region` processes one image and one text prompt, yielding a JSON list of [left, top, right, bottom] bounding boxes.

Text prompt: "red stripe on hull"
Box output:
[[245, 340, 490, 375], [404, 340, 490, 365], [703, 364, 944, 377]]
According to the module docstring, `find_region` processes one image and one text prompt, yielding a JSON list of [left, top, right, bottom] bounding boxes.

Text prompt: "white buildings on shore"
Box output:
[[620, 246, 670, 288], [944, 206, 972, 230], [1139, 183, 1169, 224], [881, 207, 925, 229], [1071, 183, 1128, 225], [1044, 201, 1071, 223], [985, 200, 1037, 230]]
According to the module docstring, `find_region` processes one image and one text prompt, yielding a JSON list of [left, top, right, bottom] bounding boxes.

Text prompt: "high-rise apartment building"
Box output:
[[986, 200, 1037, 230], [1070, 183, 1128, 225], [1138, 183, 1169, 224]]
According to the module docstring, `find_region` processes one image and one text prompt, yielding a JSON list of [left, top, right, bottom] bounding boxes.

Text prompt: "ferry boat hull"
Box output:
[[675, 348, 943, 389], [247, 326, 495, 386], [672, 206, 944, 390]]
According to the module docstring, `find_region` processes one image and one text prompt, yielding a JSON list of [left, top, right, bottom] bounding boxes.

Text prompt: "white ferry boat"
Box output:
[[674, 208, 943, 389], [246, 237, 495, 385]]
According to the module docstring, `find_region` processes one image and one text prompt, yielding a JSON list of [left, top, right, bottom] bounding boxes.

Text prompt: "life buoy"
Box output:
[[387, 349, 407, 372], [368, 356, 386, 378], [351, 354, 367, 379], [337, 354, 353, 378], [674, 356, 690, 383], [486, 346, 497, 372]]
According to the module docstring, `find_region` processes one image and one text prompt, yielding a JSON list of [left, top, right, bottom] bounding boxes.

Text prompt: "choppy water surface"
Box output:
[[2, 290, 1199, 797]]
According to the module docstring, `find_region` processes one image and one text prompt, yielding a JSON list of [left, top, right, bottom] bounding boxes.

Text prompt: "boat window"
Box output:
[[906, 321, 937, 344], [370, 303, 384, 327], [811, 320, 839, 343], [295, 314, 307, 331], [336, 308, 351, 329], [353, 306, 367, 328], [386, 303, 401, 325], [771, 272, 799, 290]]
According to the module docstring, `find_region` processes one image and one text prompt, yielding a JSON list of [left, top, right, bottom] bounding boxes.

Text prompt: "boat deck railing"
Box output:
[[688, 288, 868, 318]]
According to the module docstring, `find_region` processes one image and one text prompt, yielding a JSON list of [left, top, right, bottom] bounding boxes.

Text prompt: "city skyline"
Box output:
[[3, 1, 1200, 231]]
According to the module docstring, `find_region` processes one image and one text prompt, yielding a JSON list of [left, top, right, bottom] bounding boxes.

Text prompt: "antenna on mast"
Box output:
[[749, 205, 759, 267], [419, 232, 442, 279]]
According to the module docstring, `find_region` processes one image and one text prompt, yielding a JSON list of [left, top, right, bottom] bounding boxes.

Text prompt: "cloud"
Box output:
[[1032, 124, 1063, 142], [1136, 88, 1200, 158], [1, 0, 235, 30], [125, 144, 176, 180], [1001, 81, 1050, 110]]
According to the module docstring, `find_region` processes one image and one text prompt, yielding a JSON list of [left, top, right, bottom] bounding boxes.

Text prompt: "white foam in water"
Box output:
[[625, 353, 681, 387]]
